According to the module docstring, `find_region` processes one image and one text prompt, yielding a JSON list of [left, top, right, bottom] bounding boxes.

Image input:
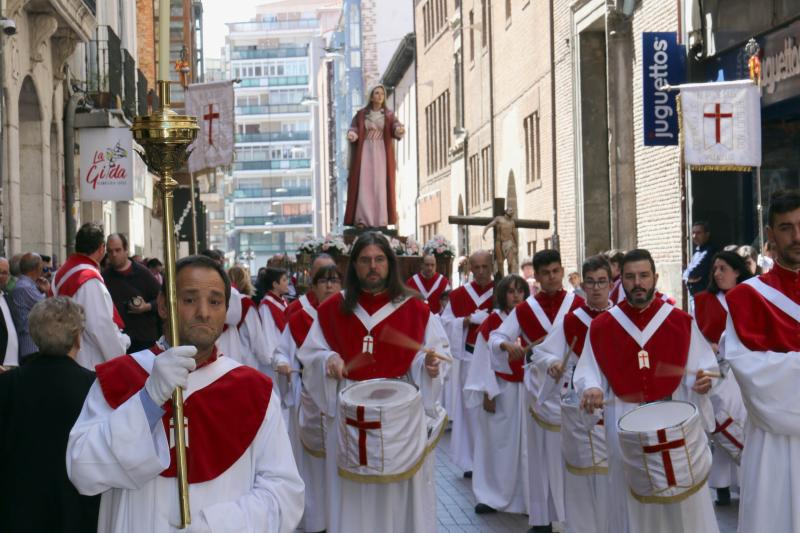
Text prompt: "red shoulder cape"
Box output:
[[406, 273, 448, 314], [514, 291, 583, 343], [448, 282, 494, 346], [260, 294, 287, 332], [693, 291, 727, 345], [562, 305, 604, 357], [95, 352, 273, 484], [478, 311, 525, 382]]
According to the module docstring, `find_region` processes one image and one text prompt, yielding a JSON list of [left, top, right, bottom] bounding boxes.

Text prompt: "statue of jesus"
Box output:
[[344, 85, 405, 228], [481, 208, 519, 277]]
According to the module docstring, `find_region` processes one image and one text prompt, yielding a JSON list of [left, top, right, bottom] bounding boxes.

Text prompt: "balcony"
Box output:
[[228, 19, 318, 33], [231, 46, 308, 60], [235, 215, 313, 226], [233, 186, 311, 199], [123, 49, 136, 119], [234, 159, 311, 171], [238, 76, 309, 88], [86, 25, 122, 109], [236, 131, 311, 143], [235, 104, 306, 115]]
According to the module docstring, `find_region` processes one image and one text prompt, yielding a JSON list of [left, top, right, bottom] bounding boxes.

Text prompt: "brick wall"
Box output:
[[136, 0, 156, 87]]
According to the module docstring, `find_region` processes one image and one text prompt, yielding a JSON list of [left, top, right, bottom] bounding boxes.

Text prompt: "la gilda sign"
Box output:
[[79, 128, 134, 201], [642, 32, 685, 146]]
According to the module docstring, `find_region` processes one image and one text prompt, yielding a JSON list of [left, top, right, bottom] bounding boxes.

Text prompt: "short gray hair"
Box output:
[[29, 297, 85, 355]]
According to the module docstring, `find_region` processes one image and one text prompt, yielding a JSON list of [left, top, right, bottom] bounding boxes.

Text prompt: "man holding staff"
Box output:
[[298, 232, 449, 533], [67, 255, 304, 532]]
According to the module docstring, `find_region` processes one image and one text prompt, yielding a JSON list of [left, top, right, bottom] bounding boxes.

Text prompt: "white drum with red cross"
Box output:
[[561, 397, 608, 476], [617, 400, 712, 504], [337, 378, 447, 482]]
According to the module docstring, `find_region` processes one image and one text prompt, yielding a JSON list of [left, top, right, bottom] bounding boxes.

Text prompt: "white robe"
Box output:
[[297, 311, 449, 533], [66, 355, 305, 533], [723, 316, 800, 532], [573, 321, 720, 533], [463, 311, 529, 514], [73, 278, 130, 369], [533, 320, 608, 533], [217, 289, 244, 365], [235, 294, 271, 373], [0, 293, 18, 366], [440, 302, 479, 472]]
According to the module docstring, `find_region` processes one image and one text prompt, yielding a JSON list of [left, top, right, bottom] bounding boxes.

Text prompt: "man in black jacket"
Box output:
[[0, 297, 100, 532], [103, 233, 161, 352]]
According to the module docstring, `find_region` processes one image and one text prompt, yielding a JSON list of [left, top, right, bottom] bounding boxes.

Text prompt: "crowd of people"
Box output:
[[0, 190, 798, 532]]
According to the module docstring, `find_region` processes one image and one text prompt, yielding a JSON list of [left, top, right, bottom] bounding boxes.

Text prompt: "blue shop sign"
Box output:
[[642, 32, 686, 146]]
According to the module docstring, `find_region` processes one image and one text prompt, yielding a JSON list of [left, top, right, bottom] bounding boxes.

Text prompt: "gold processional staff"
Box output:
[[132, 79, 198, 528]]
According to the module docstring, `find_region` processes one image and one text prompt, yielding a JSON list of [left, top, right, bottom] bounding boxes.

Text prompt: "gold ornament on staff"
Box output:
[[132, 80, 198, 528]]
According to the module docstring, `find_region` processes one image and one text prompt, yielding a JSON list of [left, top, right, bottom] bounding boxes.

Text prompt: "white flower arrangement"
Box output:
[[423, 235, 456, 258], [298, 234, 349, 256]]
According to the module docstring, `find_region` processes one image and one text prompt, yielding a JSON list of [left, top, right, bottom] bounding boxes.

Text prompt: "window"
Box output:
[[523, 111, 541, 185], [422, 0, 449, 46], [454, 51, 463, 127], [422, 5, 429, 44], [481, 0, 488, 48], [481, 145, 492, 204], [425, 90, 452, 176], [469, 10, 475, 61], [527, 240, 537, 257], [469, 153, 480, 208]]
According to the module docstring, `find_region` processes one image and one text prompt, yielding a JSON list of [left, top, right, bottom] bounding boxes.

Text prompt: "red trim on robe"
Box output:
[[288, 297, 317, 347], [478, 311, 526, 382], [405, 273, 449, 314], [562, 305, 604, 357], [55, 254, 125, 329], [693, 291, 727, 345], [316, 291, 429, 381], [726, 265, 800, 352], [448, 281, 494, 346], [238, 297, 258, 330], [260, 293, 288, 332], [95, 351, 272, 484], [590, 299, 690, 403], [514, 290, 583, 344]]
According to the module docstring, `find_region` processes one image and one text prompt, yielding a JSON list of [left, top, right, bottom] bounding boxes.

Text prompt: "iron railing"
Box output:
[[123, 49, 136, 119], [235, 215, 312, 226], [233, 159, 310, 171], [235, 104, 306, 115], [236, 131, 311, 143], [231, 46, 308, 60], [228, 19, 318, 33], [86, 25, 123, 109], [233, 186, 312, 199], [238, 75, 309, 88]]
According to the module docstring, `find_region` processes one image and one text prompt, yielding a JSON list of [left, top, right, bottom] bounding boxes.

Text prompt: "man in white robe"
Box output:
[[53, 223, 129, 369], [575, 249, 719, 533], [534, 255, 613, 533], [490, 249, 581, 533], [297, 232, 449, 533], [67, 255, 304, 533], [723, 190, 800, 532], [439, 250, 494, 475]]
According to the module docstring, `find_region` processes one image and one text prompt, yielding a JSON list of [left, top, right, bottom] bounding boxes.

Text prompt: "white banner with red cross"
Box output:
[[679, 79, 761, 169], [185, 81, 235, 173]]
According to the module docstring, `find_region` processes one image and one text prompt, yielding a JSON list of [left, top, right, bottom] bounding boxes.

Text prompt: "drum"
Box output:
[[561, 396, 608, 475], [617, 400, 711, 504], [299, 388, 326, 458], [337, 379, 447, 482]]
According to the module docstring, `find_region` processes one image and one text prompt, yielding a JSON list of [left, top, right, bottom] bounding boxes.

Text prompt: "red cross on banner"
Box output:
[[346, 405, 382, 466], [203, 104, 220, 145], [702, 102, 733, 144], [642, 428, 686, 487]]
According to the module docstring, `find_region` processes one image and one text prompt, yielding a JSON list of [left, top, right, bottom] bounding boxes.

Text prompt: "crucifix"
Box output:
[[638, 349, 650, 370], [449, 198, 550, 278]]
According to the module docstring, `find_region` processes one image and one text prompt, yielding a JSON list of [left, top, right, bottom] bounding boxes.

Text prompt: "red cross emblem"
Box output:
[[203, 104, 220, 145], [703, 102, 733, 146], [713, 417, 743, 450], [642, 428, 686, 487], [346, 405, 382, 466]]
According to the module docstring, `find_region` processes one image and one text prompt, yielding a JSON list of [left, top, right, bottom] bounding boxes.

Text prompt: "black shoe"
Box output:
[[716, 486, 731, 506], [474, 503, 496, 514], [463, 470, 473, 479], [527, 525, 553, 533]]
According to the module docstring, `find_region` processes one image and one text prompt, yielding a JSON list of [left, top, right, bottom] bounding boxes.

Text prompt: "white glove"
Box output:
[[469, 310, 490, 325], [145, 345, 197, 405]]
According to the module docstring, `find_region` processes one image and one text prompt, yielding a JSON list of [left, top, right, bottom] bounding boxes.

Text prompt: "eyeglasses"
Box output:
[[583, 279, 609, 289]]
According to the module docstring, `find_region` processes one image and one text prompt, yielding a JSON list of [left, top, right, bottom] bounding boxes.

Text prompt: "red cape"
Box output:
[[448, 281, 494, 347], [693, 291, 727, 345], [406, 273, 449, 314]]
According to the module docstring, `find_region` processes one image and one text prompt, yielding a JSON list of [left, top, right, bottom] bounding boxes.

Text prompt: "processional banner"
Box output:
[[185, 81, 235, 173]]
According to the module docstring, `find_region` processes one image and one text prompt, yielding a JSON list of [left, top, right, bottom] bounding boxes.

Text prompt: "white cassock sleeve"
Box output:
[[463, 332, 500, 407], [677, 321, 719, 432], [408, 312, 450, 414], [531, 322, 568, 403], [239, 306, 270, 369], [66, 382, 171, 494], [439, 302, 468, 360], [296, 319, 340, 416], [488, 309, 522, 375], [723, 315, 800, 436], [75, 279, 130, 361], [273, 327, 301, 408], [573, 329, 607, 399], [197, 391, 305, 533], [258, 306, 284, 368]]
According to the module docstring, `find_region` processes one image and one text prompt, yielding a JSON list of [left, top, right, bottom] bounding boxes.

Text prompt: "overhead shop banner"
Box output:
[[642, 32, 685, 146], [679, 79, 761, 170], [79, 127, 134, 201]]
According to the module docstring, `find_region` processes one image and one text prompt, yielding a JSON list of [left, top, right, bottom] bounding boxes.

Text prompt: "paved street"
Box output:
[[435, 428, 739, 533]]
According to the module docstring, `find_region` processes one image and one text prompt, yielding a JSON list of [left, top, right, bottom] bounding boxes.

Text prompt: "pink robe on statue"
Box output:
[[355, 115, 388, 226]]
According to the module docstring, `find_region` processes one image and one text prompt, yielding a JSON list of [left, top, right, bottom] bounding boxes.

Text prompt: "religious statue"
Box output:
[[482, 207, 519, 277], [344, 85, 405, 228]]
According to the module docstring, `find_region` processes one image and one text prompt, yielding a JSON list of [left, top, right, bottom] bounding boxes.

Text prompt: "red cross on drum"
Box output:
[[617, 400, 712, 504]]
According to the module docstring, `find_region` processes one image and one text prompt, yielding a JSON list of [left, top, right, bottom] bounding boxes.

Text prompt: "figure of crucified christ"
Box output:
[[481, 207, 519, 277]]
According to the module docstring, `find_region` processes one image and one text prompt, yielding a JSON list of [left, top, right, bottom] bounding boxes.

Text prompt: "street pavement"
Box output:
[[435, 428, 739, 532]]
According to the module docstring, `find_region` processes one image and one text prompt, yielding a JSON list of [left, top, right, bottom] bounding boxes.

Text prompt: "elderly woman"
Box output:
[[0, 297, 100, 532]]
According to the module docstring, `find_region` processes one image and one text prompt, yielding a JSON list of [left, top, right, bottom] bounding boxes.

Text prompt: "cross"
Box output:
[[702, 103, 733, 144], [641, 428, 686, 488], [637, 350, 650, 370], [713, 417, 744, 451], [169, 416, 189, 449], [345, 405, 382, 466], [448, 198, 550, 278], [203, 104, 220, 145], [362, 334, 374, 354]]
